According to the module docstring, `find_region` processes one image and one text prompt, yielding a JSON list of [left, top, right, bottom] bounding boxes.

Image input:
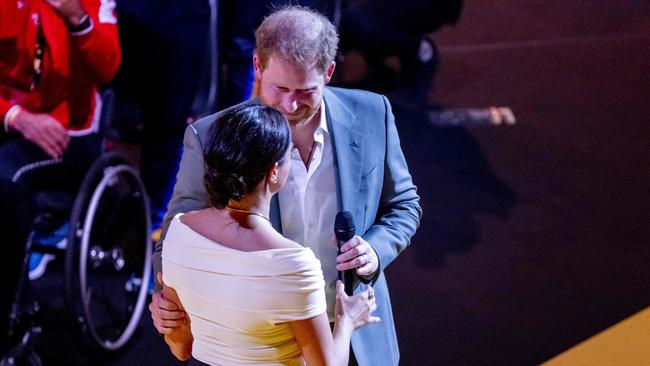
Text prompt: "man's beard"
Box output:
[[284, 105, 319, 126], [261, 97, 320, 127]]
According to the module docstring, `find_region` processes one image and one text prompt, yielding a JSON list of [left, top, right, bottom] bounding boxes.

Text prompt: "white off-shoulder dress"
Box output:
[[162, 213, 327, 365]]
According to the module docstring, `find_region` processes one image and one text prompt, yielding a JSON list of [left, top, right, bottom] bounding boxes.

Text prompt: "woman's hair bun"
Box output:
[[204, 170, 248, 208], [203, 105, 291, 208]]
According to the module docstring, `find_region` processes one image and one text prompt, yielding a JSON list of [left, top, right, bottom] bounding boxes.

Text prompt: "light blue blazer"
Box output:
[[157, 87, 422, 365]]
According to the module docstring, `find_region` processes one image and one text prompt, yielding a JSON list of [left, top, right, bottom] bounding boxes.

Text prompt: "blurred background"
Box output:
[[12, 0, 650, 364]]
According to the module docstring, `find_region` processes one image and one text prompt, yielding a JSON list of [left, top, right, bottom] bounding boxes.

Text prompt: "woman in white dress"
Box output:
[[161, 105, 379, 365]]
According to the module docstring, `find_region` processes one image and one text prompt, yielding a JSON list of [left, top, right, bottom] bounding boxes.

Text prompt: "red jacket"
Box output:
[[0, 0, 120, 131]]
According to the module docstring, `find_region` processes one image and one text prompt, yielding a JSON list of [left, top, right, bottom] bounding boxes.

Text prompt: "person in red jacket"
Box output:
[[0, 0, 120, 142], [0, 0, 120, 350]]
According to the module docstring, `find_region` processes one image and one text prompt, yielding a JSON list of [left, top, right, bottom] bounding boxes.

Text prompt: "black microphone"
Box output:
[[335, 211, 355, 296]]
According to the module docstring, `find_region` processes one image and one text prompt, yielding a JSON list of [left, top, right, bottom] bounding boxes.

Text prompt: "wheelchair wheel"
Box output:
[[0, 350, 42, 366], [64, 153, 151, 353]]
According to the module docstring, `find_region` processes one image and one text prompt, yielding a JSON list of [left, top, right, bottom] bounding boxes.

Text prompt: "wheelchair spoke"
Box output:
[[65, 155, 151, 352]]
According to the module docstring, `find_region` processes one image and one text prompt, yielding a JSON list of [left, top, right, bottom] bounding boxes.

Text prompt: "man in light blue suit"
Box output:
[[150, 6, 421, 365]]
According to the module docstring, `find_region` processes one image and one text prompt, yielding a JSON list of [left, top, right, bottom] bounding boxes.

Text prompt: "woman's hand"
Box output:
[[334, 281, 381, 331]]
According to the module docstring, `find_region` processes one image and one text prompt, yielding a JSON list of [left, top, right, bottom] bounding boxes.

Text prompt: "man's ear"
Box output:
[[324, 61, 336, 84], [253, 54, 263, 80]]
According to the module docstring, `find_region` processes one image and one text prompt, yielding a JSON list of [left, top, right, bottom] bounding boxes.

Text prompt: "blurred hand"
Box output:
[[335, 235, 379, 278], [11, 110, 69, 159], [44, 0, 87, 26], [335, 281, 380, 331], [149, 272, 188, 334]]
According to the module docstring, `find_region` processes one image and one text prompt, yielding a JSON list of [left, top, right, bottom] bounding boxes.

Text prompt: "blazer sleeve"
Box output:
[[160, 124, 210, 238], [362, 95, 422, 279], [156, 104, 254, 239], [153, 123, 210, 289]]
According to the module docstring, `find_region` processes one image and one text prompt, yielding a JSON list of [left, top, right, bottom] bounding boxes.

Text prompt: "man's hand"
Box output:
[[44, 0, 87, 26], [11, 110, 69, 159], [335, 235, 379, 278], [149, 273, 188, 334]]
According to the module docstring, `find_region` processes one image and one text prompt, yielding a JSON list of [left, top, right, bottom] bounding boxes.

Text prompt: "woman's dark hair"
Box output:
[[203, 105, 291, 209]]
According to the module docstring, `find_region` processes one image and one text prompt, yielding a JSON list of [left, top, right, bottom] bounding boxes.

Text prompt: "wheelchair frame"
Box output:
[[3, 152, 152, 365]]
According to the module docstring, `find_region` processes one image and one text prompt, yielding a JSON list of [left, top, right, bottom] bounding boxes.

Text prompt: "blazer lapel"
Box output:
[[270, 194, 282, 233], [324, 88, 365, 229]]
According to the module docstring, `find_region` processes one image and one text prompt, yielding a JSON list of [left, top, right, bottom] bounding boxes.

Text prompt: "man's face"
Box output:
[[255, 54, 334, 125]]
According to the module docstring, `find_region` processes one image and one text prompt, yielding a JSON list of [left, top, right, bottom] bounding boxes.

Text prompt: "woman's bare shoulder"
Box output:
[[255, 225, 304, 251], [177, 208, 212, 224], [178, 209, 303, 252], [176, 209, 233, 244]]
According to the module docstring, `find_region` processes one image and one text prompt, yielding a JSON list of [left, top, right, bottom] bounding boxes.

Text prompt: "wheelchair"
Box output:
[[2, 91, 152, 365]]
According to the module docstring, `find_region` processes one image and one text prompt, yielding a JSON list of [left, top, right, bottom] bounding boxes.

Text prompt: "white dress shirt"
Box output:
[[278, 101, 339, 320]]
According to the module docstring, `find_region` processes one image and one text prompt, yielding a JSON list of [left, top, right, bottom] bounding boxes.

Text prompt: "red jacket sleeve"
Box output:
[[0, 3, 14, 121], [70, 0, 121, 84], [0, 99, 11, 122]]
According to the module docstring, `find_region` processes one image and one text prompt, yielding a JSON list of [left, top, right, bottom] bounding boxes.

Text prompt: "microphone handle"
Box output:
[[337, 238, 355, 296], [344, 268, 354, 296]]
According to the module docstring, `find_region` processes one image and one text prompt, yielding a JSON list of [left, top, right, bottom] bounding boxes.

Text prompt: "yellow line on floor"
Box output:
[[543, 306, 650, 366]]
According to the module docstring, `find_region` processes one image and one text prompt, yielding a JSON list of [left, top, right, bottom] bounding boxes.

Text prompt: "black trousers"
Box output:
[[0, 133, 99, 350]]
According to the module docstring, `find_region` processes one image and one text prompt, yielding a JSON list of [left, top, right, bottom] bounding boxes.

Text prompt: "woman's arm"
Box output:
[[290, 282, 379, 366], [290, 313, 338, 366], [158, 273, 193, 361], [164, 319, 193, 361]]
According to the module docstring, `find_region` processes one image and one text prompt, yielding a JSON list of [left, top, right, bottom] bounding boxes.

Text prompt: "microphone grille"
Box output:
[[335, 211, 355, 231]]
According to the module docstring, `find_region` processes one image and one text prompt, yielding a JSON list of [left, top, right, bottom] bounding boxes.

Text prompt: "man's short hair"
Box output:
[[255, 6, 339, 73]]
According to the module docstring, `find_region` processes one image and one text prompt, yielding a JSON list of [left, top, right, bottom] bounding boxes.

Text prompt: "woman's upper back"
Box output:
[[178, 208, 297, 252], [162, 212, 326, 365]]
